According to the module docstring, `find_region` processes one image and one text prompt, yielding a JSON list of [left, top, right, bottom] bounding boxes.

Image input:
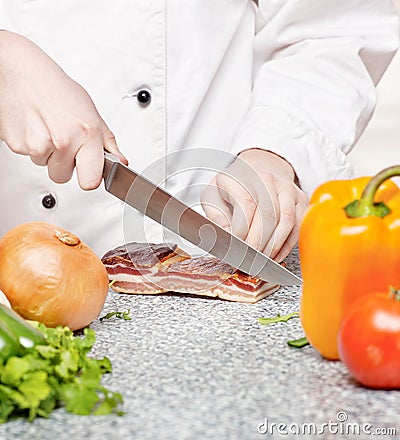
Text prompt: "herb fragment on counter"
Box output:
[[0, 321, 123, 423], [258, 311, 299, 325], [258, 311, 308, 349], [287, 337, 310, 348], [100, 309, 132, 321]]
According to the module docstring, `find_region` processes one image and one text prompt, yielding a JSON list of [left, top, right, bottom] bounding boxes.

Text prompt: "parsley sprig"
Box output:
[[0, 323, 123, 423], [100, 309, 132, 321]]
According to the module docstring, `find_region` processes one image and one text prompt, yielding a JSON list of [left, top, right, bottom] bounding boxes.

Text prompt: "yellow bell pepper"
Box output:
[[299, 166, 400, 360]]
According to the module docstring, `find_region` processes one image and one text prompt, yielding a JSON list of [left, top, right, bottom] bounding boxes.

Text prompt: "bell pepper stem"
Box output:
[[345, 165, 400, 218], [389, 286, 400, 301]]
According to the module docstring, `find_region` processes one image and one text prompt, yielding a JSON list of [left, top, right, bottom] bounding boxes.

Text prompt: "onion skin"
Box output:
[[0, 222, 109, 330]]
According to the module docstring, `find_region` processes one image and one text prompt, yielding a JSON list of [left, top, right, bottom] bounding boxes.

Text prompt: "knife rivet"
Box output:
[[136, 89, 151, 106], [42, 194, 57, 209]]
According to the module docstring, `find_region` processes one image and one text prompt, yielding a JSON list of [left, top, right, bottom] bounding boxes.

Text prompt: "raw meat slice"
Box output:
[[101, 242, 280, 303]]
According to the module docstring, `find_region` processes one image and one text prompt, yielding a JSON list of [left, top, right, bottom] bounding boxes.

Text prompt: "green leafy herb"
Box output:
[[0, 323, 123, 423], [100, 309, 131, 321], [287, 337, 310, 348], [258, 311, 299, 325]]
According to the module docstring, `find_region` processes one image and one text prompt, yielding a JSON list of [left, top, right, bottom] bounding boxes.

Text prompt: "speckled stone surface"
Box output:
[[0, 249, 399, 440]]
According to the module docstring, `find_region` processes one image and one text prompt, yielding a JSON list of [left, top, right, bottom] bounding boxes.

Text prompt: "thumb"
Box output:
[[102, 122, 128, 165]]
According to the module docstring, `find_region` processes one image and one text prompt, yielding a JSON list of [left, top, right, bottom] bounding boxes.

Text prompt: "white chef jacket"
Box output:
[[0, 1, 398, 256]]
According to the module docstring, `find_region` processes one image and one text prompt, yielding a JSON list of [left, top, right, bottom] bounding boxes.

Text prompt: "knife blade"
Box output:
[[103, 153, 302, 286]]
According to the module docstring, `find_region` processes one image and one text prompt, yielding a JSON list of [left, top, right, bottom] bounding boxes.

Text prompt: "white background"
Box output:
[[348, 0, 400, 176]]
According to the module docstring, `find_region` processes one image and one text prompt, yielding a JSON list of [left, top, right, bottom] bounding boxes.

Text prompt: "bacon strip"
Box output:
[[101, 242, 279, 303]]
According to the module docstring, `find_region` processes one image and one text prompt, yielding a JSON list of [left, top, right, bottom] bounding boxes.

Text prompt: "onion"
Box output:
[[0, 222, 109, 330]]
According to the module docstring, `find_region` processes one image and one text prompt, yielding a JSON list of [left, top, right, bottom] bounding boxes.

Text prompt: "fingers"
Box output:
[[3, 107, 123, 188], [72, 121, 127, 190], [24, 123, 54, 166], [37, 119, 125, 190], [202, 160, 308, 262], [73, 120, 127, 190], [264, 181, 299, 259], [29, 144, 53, 167], [215, 172, 258, 241], [273, 191, 308, 262], [74, 121, 128, 190], [46, 149, 75, 184], [26, 123, 124, 190], [242, 176, 278, 253], [264, 184, 308, 261], [202, 169, 269, 247], [45, 129, 77, 184], [6, 113, 54, 166], [201, 177, 233, 229], [73, 128, 105, 190]]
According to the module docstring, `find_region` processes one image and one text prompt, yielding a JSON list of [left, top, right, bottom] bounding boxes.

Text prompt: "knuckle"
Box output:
[[3, 136, 25, 155], [81, 120, 101, 139], [258, 202, 277, 223], [27, 144, 51, 158], [241, 192, 256, 210], [260, 171, 277, 186], [8, 142, 25, 155], [281, 207, 297, 227], [51, 135, 70, 152], [28, 148, 43, 158]]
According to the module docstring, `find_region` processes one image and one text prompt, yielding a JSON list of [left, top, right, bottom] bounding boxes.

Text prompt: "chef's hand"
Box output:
[[201, 149, 308, 262], [0, 31, 127, 190]]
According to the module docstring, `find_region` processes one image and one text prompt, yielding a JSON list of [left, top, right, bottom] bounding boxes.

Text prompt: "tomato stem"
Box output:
[[344, 165, 400, 219]]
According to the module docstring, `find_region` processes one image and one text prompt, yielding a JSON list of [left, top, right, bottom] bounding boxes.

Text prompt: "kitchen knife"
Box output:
[[103, 152, 302, 286]]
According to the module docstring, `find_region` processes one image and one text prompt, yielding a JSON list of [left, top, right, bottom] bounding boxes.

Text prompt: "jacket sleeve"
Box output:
[[230, 0, 399, 194]]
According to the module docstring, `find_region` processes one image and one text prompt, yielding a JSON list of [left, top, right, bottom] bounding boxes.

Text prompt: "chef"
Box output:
[[0, 1, 398, 259]]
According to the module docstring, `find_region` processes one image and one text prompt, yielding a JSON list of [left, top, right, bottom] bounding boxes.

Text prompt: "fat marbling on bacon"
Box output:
[[101, 242, 279, 303]]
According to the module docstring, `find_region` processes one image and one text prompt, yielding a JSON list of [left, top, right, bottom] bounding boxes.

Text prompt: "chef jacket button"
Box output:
[[137, 89, 151, 105], [42, 194, 57, 209]]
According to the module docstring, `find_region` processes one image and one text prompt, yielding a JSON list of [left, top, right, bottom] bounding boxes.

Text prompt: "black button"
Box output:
[[42, 194, 56, 209], [137, 89, 151, 105]]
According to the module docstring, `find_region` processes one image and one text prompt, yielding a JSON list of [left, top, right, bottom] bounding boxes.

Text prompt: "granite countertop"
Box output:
[[0, 249, 399, 440]]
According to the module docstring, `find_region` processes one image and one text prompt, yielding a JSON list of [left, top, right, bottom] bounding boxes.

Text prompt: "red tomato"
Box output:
[[338, 292, 400, 389]]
